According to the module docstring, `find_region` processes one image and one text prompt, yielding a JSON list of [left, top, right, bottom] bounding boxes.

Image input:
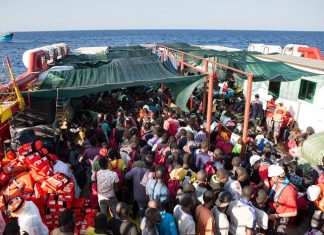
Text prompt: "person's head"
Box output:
[[99, 147, 108, 157], [235, 167, 248, 182], [255, 94, 260, 100], [145, 208, 162, 225], [187, 117, 195, 127], [144, 152, 154, 168], [183, 153, 192, 167], [186, 131, 194, 141], [148, 199, 161, 211], [58, 209, 76, 232], [179, 128, 187, 137], [108, 148, 118, 160], [214, 148, 223, 161], [203, 190, 216, 208], [200, 139, 210, 153], [94, 213, 108, 232], [170, 143, 179, 154], [215, 191, 231, 213], [155, 167, 165, 180], [250, 155, 261, 169], [144, 122, 151, 131], [268, 164, 285, 181], [182, 183, 196, 195], [216, 168, 229, 183], [306, 126, 315, 137], [98, 156, 108, 170], [161, 133, 169, 143], [232, 156, 242, 168], [180, 193, 196, 211], [4, 219, 20, 235], [116, 202, 129, 219], [89, 136, 98, 147], [196, 170, 208, 185], [242, 186, 253, 201]]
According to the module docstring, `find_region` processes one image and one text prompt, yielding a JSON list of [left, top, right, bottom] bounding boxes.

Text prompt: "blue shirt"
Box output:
[[146, 179, 169, 204], [156, 211, 178, 235]]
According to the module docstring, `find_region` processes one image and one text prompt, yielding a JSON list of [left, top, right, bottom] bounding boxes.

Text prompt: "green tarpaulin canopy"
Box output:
[[163, 43, 318, 82], [23, 54, 204, 112], [301, 132, 324, 166]]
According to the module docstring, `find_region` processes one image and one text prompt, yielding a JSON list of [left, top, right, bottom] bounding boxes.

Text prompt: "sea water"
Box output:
[[0, 29, 323, 77]]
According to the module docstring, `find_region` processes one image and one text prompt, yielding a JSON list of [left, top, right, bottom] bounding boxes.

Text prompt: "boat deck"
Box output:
[[254, 54, 324, 72]]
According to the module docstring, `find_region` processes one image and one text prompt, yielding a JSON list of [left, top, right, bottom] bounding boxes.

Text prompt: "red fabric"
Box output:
[[266, 101, 276, 118], [259, 164, 269, 181], [269, 183, 298, 214]]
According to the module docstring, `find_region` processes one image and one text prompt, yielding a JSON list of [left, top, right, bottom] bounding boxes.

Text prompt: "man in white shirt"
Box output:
[[212, 191, 231, 235], [93, 157, 119, 217], [227, 186, 256, 235], [224, 177, 242, 201], [173, 193, 196, 235], [14, 200, 49, 235]]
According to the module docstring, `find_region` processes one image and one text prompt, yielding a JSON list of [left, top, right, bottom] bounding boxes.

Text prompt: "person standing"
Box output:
[[173, 193, 196, 235], [267, 164, 297, 234], [146, 167, 169, 208], [272, 99, 286, 145], [51, 209, 76, 235], [227, 186, 256, 235], [108, 203, 138, 235], [265, 95, 276, 133], [92, 157, 119, 217], [195, 190, 216, 235], [212, 191, 231, 235]]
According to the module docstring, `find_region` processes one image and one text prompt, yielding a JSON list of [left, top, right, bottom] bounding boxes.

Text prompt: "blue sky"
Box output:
[[2, 0, 324, 32]]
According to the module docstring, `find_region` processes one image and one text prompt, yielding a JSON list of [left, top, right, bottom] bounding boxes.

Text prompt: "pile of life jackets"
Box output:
[[0, 140, 75, 221]]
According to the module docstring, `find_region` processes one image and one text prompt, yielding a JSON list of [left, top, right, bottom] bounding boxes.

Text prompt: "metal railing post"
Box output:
[[241, 74, 254, 160]]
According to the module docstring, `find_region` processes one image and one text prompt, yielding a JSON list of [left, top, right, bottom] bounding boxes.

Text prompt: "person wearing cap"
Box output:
[[248, 155, 264, 189], [267, 164, 297, 234], [307, 184, 324, 211], [307, 184, 324, 232], [212, 191, 231, 235], [272, 99, 286, 145], [265, 95, 276, 133]]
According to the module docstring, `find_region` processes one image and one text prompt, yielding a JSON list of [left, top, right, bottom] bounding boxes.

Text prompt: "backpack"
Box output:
[[109, 128, 118, 149], [167, 121, 178, 137], [127, 151, 137, 171], [109, 160, 125, 186], [167, 178, 180, 200], [154, 145, 168, 167], [204, 162, 216, 175]]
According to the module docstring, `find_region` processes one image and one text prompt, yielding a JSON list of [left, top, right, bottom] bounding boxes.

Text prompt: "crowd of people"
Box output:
[[0, 80, 323, 235]]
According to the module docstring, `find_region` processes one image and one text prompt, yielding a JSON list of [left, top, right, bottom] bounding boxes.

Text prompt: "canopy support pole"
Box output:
[[202, 61, 208, 114], [241, 74, 254, 160], [206, 72, 215, 138]]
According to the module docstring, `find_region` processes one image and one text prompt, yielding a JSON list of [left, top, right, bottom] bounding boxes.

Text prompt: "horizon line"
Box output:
[[11, 28, 324, 33]]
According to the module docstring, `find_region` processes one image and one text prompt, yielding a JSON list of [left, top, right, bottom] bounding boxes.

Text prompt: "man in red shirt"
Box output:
[[268, 164, 297, 234], [265, 95, 276, 133]]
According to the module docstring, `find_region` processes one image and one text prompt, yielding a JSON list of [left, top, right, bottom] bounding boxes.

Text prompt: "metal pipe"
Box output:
[[202, 61, 208, 114], [181, 52, 185, 75], [241, 74, 254, 160], [206, 72, 215, 138]]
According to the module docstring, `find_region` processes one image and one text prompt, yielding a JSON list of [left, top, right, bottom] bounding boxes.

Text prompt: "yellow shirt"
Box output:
[[169, 168, 197, 183], [108, 159, 126, 173], [84, 227, 107, 235]]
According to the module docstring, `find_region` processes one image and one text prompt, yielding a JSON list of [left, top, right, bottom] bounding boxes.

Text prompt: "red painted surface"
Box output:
[[298, 47, 323, 60]]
